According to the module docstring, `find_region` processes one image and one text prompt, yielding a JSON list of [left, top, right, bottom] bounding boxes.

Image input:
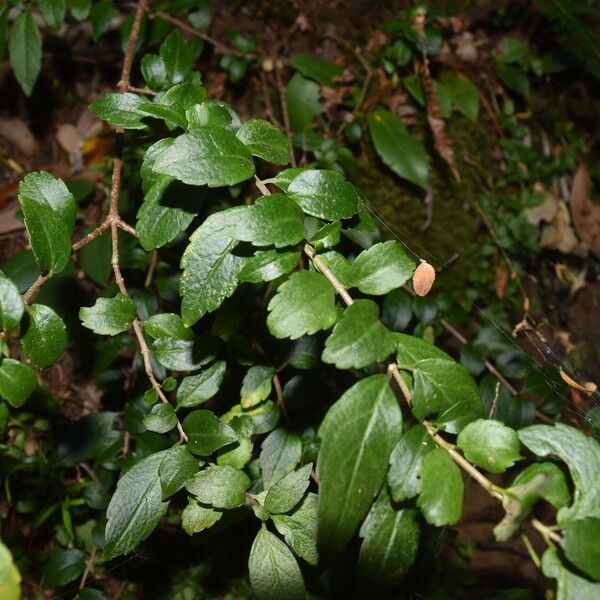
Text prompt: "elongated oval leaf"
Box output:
[[9, 10, 41, 96], [236, 119, 290, 164], [249, 527, 305, 600], [183, 410, 238, 456], [89, 92, 148, 129], [317, 374, 403, 555], [0, 271, 24, 331], [103, 450, 170, 560], [368, 110, 428, 189]]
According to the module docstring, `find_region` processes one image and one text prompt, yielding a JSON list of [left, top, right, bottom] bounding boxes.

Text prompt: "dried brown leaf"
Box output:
[[571, 164, 600, 258]]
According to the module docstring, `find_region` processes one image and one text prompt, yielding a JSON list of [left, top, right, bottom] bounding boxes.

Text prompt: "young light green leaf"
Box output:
[[177, 361, 226, 407], [249, 527, 305, 600], [457, 419, 522, 473], [79, 293, 137, 335], [322, 299, 398, 369], [9, 10, 42, 96], [542, 548, 600, 599], [89, 92, 148, 129], [143, 403, 177, 434], [0, 359, 37, 408], [18, 172, 76, 273], [356, 498, 420, 595], [241, 365, 274, 409], [289, 54, 343, 86], [238, 250, 300, 283], [417, 447, 463, 526], [143, 313, 194, 341], [265, 463, 312, 514], [158, 445, 199, 499], [349, 241, 416, 295], [388, 424, 436, 502], [287, 169, 361, 220], [69, 0, 91, 21], [368, 109, 428, 189], [519, 423, 600, 524], [561, 517, 600, 581], [235, 194, 304, 248], [260, 428, 302, 489], [235, 119, 290, 164], [286, 73, 323, 132], [267, 271, 337, 340], [317, 374, 403, 555], [180, 209, 245, 326], [43, 548, 85, 588], [442, 72, 479, 121], [21, 304, 67, 368], [185, 465, 250, 508], [103, 450, 170, 560], [90, 1, 113, 41], [183, 410, 238, 456], [153, 129, 255, 187], [0, 541, 21, 600], [0, 271, 24, 331], [181, 499, 222, 535], [272, 493, 318, 566]]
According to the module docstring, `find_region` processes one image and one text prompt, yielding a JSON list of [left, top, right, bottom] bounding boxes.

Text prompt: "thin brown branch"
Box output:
[[259, 71, 282, 127], [144, 250, 158, 288], [274, 61, 296, 167], [23, 273, 52, 304], [153, 11, 245, 57], [79, 545, 96, 589], [273, 373, 291, 426], [304, 244, 354, 305], [72, 219, 112, 251]]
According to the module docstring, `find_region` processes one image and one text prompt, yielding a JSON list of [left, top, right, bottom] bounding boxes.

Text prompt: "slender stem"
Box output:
[[304, 244, 354, 305], [274, 61, 296, 167], [79, 545, 96, 589], [23, 273, 52, 304], [531, 518, 562, 544], [521, 533, 541, 568]]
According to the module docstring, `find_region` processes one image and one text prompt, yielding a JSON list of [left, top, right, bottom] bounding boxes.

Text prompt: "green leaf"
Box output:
[[103, 450, 170, 560], [143, 313, 194, 341], [272, 493, 318, 566], [512, 462, 571, 510], [0, 359, 37, 408], [80, 293, 137, 335], [457, 419, 522, 473], [542, 548, 600, 599], [286, 73, 323, 132], [152, 336, 216, 371], [158, 445, 199, 499], [496, 64, 530, 100], [236, 119, 290, 164], [180, 209, 244, 326], [216, 415, 254, 468], [249, 527, 305, 600], [185, 465, 250, 508], [241, 365, 274, 409], [368, 109, 429, 189], [322, 300, 398, 369], [442, 72, 479, 121], [561, 517, 600, 581], [18, 172, 76, 273], [396, 332, 449, 363], [518, 424, 600, 524], [37, 0, 65, 29], [136, 178, 202, 251], [181, 499, 222, 535], [138, 101, 188, 129], [289, 53, 343, 86], [265, 463, 312, 514], [388, 424, 436, 502], [267, 271, 337, 340], [68, 0, 90, 21], [79, 229, 111, 286], [417, 447, 463, 526], [21, 304, 67, 368], [260, 428, 302, 489], [188, 0, 211, 29], [309, 221, 341, 249], [287, 169, 361, 220], [90, 1, 113, 41], [356, 497, 420, 594], [153, 129, 255, 187], [0, 271, 24, 331], [160, 30, 194, 84], [44, 548, 85, 588], [141, 54, 169, 90], [9, 9, 42, 96], [183, 410, 238, 456], [143, 403, 177, 434], [187, 100, 240, 131], [238, 249, 300, 283], [177, 361, 226, 407], [89, 93, 148, 129], [349, 241, 416, 295], [0, 8, 8, 66], [317, 374, 403, 555], [235, 195, 304, 248], [0, 542, 21, 600]]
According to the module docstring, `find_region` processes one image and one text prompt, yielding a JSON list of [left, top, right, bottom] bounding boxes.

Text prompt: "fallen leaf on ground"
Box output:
[[571, 164, 600, 258]]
